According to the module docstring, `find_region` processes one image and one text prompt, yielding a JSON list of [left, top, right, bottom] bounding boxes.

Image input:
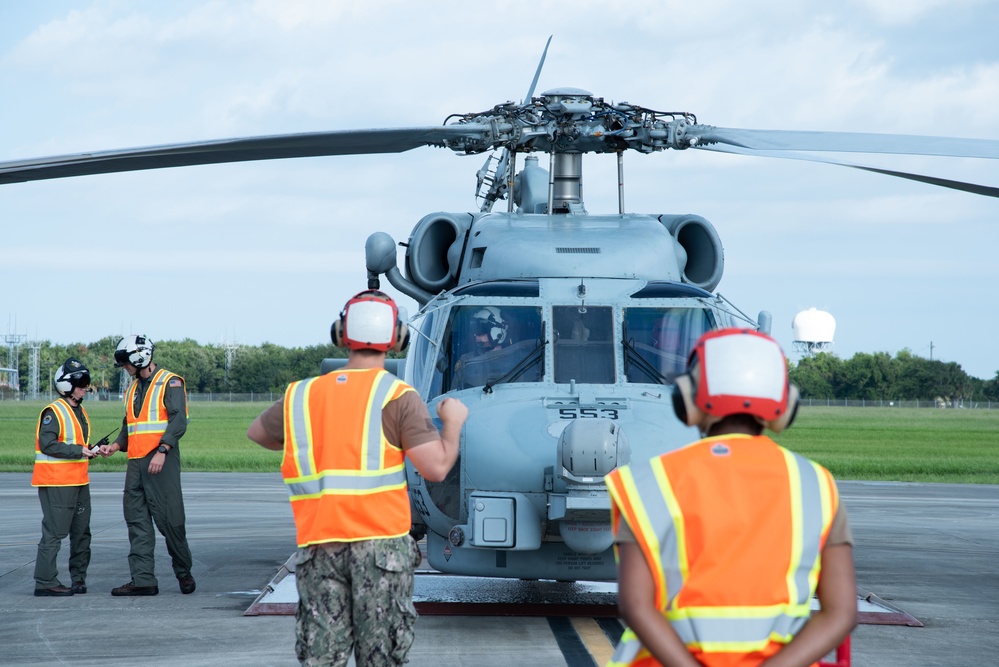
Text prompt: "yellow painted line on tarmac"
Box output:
[[571, 617, 616, 665]]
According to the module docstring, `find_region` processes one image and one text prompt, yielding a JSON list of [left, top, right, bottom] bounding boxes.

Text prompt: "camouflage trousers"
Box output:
[[295, 535, 421, 667]]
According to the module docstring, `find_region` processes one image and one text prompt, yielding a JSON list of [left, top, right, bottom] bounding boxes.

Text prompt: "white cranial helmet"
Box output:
[[114, 335, 154, 369], [472, 306, 507, 346]]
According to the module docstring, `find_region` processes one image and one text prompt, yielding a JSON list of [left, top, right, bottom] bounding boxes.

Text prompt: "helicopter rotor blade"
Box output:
[[524, 35, 553, 102], [0, 125, 489, 185], [699, 144, 999, 198], [687, 126, 999, 160]]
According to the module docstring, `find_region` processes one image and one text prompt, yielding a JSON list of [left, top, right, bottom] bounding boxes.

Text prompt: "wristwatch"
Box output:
[[156, 444, 169, 454]]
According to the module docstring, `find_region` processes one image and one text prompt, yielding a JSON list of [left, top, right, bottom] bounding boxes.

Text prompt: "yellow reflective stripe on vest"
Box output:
[[285, 371, 407, 499], [667, 603, 811, 651], [607, 627, 643, 666], [618, 459, 688, 608], [361, 370, 400, 470], [285, 468, 407, 497], [782, 448, 828, 608], [286, 377, 317, 479]]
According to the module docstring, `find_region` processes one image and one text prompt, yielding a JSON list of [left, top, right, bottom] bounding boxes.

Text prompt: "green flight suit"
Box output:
[[33, 402, 92, 589], [113, 366, 193, 587]]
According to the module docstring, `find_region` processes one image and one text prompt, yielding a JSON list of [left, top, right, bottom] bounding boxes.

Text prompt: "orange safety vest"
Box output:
[[281, 368, 416, 547], [31, 398, 90, 487], [604, 434, 838, 667], [123, 368, 188, 459]]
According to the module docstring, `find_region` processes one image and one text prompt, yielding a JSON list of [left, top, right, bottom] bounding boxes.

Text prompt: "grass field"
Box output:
[[0, 401, 283, 473], [1, 401, 996, 483]]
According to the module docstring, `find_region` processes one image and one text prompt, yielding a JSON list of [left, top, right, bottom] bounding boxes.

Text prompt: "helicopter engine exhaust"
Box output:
[[405, 212, 472, 295], [660, 214, 725, 292]]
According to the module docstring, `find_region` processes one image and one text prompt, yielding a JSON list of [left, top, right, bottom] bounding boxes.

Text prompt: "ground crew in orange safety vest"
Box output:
[[103, 334, 195, 597], [604, 328, 856, 667], [248, 289, 468, 667], [32, 358, 103, 597]]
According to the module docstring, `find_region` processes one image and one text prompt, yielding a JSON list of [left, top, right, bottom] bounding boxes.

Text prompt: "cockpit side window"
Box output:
[[623, 307, 713, 383], [408, 309, 437, 396], [553, 306, 615, 384], [434, 305, 544, 393]]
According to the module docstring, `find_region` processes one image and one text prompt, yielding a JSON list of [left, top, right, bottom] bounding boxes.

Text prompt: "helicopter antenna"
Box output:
[[475, 36, 553, 213]]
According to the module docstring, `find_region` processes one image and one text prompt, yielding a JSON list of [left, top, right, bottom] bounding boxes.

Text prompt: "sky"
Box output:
[[1, 0, 997, 380]]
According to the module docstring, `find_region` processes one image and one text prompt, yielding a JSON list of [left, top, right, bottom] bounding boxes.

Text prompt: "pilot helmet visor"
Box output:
[[66, 371, 91, 389]]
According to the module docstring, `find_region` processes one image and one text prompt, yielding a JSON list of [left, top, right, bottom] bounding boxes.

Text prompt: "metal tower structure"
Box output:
[[119, 368, 132, 398], [4, 333, 26, 394], [224, 341, 241, 386], [27, 342, 41, 399]]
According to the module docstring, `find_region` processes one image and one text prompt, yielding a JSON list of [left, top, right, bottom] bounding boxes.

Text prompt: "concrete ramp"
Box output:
[[245, 553, 921, 626]]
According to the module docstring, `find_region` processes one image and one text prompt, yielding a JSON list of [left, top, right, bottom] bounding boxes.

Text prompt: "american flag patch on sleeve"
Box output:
[[169, 379, 182, 387]]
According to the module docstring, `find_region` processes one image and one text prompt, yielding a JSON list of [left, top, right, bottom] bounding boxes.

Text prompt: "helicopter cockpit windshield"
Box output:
[[622, 307, 713, 383], [553, 305, 615, 384], [442, 305, 545, 391]]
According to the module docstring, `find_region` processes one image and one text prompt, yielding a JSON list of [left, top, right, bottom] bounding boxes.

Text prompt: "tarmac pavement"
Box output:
[[1, 473, 996, 666]]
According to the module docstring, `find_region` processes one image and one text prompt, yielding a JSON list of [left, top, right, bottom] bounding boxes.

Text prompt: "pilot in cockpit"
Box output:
[[452, 306, 542, 389], [470, 307, 510, 354]]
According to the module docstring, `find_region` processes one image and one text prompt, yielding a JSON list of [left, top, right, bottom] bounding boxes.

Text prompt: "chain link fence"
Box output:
[[798, 398, 998, 409], [187, 392, 281, 403]]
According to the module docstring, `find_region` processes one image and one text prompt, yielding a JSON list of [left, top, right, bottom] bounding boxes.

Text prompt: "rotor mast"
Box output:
[[452, 88, 696, 214]]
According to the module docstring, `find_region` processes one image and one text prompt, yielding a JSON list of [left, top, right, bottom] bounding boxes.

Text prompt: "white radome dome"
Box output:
[[792, 308, 836, 344]]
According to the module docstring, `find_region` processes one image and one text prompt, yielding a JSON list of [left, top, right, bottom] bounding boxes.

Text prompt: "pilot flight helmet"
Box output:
[[54, 358, 91, 398], [672, 328, 799, 434], [332, 290, 410, 353], [114, 335, 155, 369], [472, 307, 507, 349]]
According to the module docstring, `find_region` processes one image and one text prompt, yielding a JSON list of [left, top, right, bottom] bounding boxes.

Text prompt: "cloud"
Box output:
[[1, 1, 996, 378]]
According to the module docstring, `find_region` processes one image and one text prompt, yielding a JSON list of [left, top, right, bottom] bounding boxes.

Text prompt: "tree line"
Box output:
[[788, 350, 998, 403], [2, 336, 349, 397], [4, 336, 997, 402]]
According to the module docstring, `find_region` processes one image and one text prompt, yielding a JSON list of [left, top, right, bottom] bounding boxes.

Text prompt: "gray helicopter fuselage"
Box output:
[[401, 273, 746, 581]]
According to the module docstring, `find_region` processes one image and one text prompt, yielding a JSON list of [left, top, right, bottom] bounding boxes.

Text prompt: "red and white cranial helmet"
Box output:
[[332, 290, 409, 353], [672, 328, 799, 434]]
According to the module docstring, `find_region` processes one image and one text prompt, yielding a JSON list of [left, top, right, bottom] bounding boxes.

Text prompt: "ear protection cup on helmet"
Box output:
[[392, 320, 410, 353], [766, 384, 800, 434], [331, 316, 346, 348], [671, 373, 703, 428]]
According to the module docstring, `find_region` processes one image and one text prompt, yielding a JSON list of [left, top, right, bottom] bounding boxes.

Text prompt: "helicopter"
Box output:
[[3, 39, 999, 583]]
